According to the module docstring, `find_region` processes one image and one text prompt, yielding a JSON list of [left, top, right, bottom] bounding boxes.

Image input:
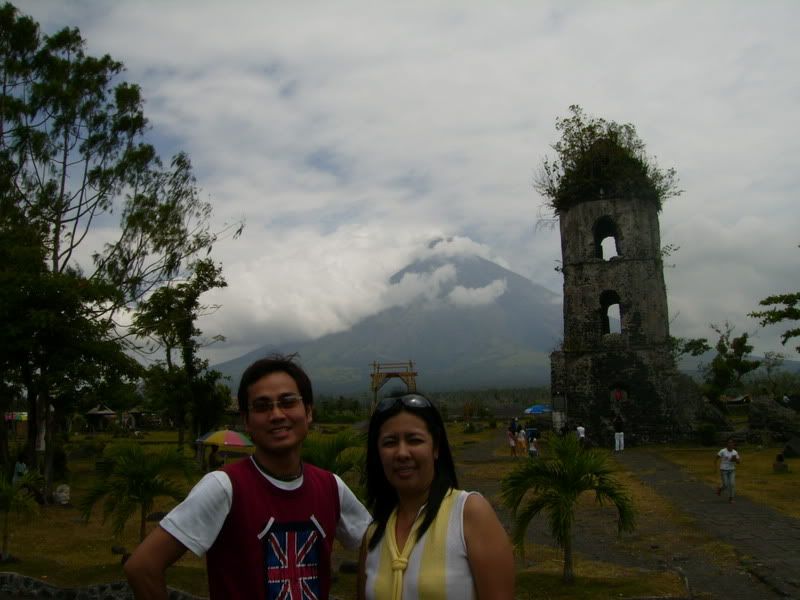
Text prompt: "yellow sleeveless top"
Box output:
[[364, 489, 476, 600]]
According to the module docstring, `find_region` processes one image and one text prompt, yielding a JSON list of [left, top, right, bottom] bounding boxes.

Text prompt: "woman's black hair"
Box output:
[[365, 391, 458, 551]]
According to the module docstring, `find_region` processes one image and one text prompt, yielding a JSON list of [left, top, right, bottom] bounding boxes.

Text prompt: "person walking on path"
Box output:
[[507, 427, 517, 457], [613, 415, 625, 453], [124, 354, 371, 600], [716, 437, 740, 503], [516, 428, 527, 455]]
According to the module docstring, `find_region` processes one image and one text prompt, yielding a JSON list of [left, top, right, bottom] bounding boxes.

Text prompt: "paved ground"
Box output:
[[457, 430, 800, 599], [615, 449, 800, 599]]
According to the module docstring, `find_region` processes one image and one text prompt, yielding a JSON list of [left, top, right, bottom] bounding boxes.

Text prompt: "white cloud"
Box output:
[[16, 0, 800, 365], [448, 279, 508, 307], [384, 264, 458, 308]]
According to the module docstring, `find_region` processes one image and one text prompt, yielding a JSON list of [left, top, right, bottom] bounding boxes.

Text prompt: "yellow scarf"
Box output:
[[371, 490, 457, 600]]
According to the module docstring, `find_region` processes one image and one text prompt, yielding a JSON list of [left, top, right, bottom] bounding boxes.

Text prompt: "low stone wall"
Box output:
[[0, 573, 204, 600]]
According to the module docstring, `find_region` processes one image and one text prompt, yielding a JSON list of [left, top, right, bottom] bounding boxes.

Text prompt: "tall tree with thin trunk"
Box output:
[[133, 258, 227, 448], [0, 4, 238, 482]]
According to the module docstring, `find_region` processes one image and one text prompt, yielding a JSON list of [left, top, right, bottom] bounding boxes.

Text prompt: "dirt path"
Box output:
[[455, 429, 798, 599]]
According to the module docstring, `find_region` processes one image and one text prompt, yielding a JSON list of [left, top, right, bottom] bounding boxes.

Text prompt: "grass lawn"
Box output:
[[7, 443, 210, 597], [3, 426, 742, 599], [647, 443, 800, 518]]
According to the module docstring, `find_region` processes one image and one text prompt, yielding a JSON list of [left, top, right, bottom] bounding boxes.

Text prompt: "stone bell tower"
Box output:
[[550, 177, 696, 442]]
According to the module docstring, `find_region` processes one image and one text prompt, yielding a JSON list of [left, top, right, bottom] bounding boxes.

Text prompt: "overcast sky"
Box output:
[[18, 1, 800, 366]]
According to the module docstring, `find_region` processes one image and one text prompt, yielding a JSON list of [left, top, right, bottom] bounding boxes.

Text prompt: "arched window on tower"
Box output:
[[593, 216, 619, 260], [600, 290, 622, 334]]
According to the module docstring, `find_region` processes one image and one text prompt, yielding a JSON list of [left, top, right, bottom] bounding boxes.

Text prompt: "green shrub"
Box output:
[[696, 423, 717, 446]]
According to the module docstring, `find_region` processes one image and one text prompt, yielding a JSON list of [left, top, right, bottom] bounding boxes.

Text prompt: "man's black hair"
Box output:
[[237, 353, 313, 415]]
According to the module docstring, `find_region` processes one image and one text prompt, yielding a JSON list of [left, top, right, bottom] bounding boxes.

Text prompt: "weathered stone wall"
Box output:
[[551, 195, 701, 442], [560, 197, 670, 349]]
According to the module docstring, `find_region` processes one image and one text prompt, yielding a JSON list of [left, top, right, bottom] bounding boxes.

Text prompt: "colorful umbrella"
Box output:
[[197, 429, 253, 447]]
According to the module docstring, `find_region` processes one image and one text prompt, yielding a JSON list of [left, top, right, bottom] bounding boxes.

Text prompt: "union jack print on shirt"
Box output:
[[262, 521, 322, 600]]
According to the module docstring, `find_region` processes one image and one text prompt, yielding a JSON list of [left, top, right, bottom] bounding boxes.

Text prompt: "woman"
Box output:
[[516, 428, 527, 455], [507, 427, 517, 457], [358, 393, 514, 600]]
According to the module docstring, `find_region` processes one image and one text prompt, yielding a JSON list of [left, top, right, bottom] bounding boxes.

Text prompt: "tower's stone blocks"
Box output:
[[551, 196, 699, 443]]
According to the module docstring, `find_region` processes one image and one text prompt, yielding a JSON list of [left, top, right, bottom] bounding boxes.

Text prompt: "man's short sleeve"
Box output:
[[333, 474, 371, 550], [160, 470, 233, 557]]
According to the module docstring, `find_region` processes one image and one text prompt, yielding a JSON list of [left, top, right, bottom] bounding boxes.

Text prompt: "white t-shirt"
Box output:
[[717, 448, 739, 471], [576, 426, 586, 439], [161, 456, 371, 557]]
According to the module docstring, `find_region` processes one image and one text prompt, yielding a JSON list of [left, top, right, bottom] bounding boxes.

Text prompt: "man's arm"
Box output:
[[124, 527, 188, 600], [334, 474, 372, 549]]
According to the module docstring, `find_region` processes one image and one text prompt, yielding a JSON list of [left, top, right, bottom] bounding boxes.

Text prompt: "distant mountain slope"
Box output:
[[214, 253, 564, 394]]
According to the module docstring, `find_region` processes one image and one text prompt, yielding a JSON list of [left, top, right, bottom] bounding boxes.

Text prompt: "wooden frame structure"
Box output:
[[370, 361, 417, 408]]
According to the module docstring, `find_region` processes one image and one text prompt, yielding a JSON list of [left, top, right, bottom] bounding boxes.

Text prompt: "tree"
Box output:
[[500, 435, 635, 584], [79, 443, 195, 542], [535, 105, 681, 214], [133, 258, 228, 448], [1, 4, 236, 472], [750, 252, 800, 353], [0, 470, 42, 560], [301, 430, 364, 477], [703, 322, 761, 405], [302, 430, 365, 498], [669, 336, 712, 363]]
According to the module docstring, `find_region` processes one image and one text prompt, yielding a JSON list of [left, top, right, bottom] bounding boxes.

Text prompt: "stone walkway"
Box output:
[[615, 449, 800, 599], [457, 430, 800, 599]]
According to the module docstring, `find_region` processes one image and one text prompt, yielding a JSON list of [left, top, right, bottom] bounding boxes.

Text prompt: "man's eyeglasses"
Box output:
[[375, 393, 433, 413], [249, 395, 303, 414]]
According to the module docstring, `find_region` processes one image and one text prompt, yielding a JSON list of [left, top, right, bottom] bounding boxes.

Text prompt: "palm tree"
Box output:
[[500, 434, 635, 583], [0, 471, 42, 560], [80, 443, 196, 541], [302, 430, 365, 496]]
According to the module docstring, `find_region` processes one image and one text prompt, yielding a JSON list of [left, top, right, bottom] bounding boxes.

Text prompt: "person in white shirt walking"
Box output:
[[716, 437, 741, 503]]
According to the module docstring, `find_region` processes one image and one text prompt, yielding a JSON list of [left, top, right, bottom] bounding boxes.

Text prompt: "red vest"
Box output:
[[206, 458, 340, 599]]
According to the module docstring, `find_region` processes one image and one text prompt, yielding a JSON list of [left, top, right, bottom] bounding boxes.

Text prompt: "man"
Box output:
[[576, 423, 586, 445], [124, 354, 371, 599], [613, 415, 625, 453], [715, 437, 741, 503]]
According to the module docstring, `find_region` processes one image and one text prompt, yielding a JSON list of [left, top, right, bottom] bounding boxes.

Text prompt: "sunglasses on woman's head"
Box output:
[[374, 393, 433, 413]]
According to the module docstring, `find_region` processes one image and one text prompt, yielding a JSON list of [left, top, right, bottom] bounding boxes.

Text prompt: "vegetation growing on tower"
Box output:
[[535, 105, 682, 213]]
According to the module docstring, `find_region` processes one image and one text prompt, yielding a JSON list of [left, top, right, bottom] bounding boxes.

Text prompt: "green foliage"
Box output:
[[301, 431, 364, 478], [535, 105, 681, 213], [669, 336, 711, 362], [313, 396, 364, 424], [134, 259, 228, 446], [501, 435, 635, 583], [0, 470, 42, 559], [79, 443, 196, 541], [0, 3, 232, 476], [702, 322, 761, 405], [750, 252, 800, 352], [695, 423, 717, 447], [302, 430, 366, 500]]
